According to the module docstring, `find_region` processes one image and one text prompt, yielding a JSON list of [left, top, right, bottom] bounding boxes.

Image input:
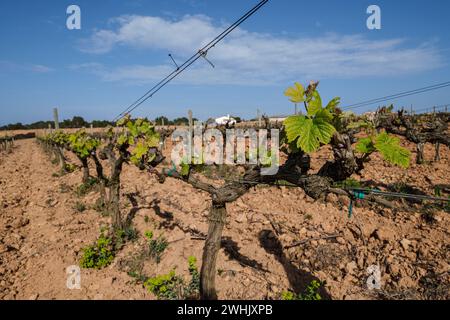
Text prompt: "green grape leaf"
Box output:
[[284, 109, 336, 154], [307, 90, 323, 116], [313, 114, 336, 145], [374, 132, 411, 168], [180, 163, 190, 177], [347, 120, 370, 130], [117, 134, 128, 146], [284, 115, 308, 143], [326, 97, 341, 111], [130, 141, 148, 165], [355, 137, 375, 154], [284, 82, 305, 104], [146, 133, 160, 148]]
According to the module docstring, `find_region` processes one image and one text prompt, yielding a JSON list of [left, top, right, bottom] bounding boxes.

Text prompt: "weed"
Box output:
[[128, 270, 148, 284], [64, 163, 77, 173], [80, 231, 115, 269], [144, 270, 183, 300], [144, 215, 150, 223], [333, 178, 361, 189], [76, 177, 98, 196], [144, 257, 200, 300], [92, 197, 108, 215], [145, 230, 168, 263], [184, 256, 200, 299], [74, 201, 86, 213], [281, 280, 325, 300], [305, 214, 313, 220], [115, 227, 139, 250]]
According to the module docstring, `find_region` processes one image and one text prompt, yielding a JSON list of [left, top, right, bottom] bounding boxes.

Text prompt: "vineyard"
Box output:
[[0, 83, 449, 300]]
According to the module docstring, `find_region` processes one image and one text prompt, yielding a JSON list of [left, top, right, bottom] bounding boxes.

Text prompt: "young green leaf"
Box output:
[[355, 137, 376, 154], [374, 132, 410, 168], [284, 82, 305, 104]]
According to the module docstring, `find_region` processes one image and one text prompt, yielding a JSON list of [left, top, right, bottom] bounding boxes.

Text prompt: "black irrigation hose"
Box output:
[[113, 0, 269, 121], [225, 178, 450, 202], [347, 188, 450, 203]]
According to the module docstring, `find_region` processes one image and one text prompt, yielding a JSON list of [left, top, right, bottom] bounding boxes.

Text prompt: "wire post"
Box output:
[[53, 108, 60, 130], [257, 108, 261, 127], [188, 109, 193, 159]]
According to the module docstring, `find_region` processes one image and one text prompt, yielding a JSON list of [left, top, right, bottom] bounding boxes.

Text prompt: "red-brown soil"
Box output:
[[0, 137, 449, 300]]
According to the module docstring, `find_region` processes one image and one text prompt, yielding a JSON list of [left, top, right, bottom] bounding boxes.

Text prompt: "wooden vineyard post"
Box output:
[[257, 108, 262, 128], [53, 108, 60, 130], [188, 109, 193, 159]]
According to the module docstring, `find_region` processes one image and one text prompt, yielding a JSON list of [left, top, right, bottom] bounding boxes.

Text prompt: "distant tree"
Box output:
[[72, 116, 88, 128], [91, 120, 115, 128], [173, 117, 189, 125], [155, 116, 170, 126]]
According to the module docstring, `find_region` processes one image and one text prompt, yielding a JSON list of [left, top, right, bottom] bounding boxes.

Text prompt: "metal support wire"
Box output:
[[113, 0, 269, 121]]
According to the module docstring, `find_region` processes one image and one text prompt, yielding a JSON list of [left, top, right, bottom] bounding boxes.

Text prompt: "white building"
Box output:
[[215, 115, 237, 125]]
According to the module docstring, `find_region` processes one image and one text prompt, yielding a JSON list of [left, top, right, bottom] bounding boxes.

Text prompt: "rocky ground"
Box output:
[[0, 137, 449, 300]]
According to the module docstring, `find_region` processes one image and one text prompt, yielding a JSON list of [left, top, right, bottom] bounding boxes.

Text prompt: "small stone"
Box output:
[[346, 261, 358, 275], [0, 244, 9, 254], [29, 294, 39, 300], [374, 227, 395, 242], [400, 239, 411, 251]]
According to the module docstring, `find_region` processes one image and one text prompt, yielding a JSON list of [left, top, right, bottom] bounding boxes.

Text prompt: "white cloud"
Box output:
[[0, 61, 53, 73], [77, 15, 444, 85]]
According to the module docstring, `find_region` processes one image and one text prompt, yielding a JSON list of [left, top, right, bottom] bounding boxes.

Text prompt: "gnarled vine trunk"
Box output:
[[318, 132, 359, 181], [200, 201, 227, 300], [416, 142, 425, 164], [79, 157, 90, 184], [56, 147, 66, 174]]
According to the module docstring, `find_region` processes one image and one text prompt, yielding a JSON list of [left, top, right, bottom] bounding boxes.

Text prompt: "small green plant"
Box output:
[[76, 177, 98, 196], [144, 257, 200, 300], [304, 214, 313, 221], [92, 197, 108, 215], [333, 178, 361, 189], [144, 215, 150, 223], [80, 231, 115, 269], [144, 270, 183, 300], [64, 163, 77, 173], [114, 227, 139, 250], [282, 280, 324, 300], [184, 256, 200, 299], [74, 201, 86, 213], [145, 230, 168, 263], [128, 270, 148, 284]]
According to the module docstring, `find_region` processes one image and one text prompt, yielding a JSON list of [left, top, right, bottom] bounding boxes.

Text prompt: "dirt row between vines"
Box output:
[[0, 138, 449, 300]]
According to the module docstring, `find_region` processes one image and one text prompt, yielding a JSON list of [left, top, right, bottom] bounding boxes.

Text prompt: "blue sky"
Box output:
[[1, 0, 449, 125]]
